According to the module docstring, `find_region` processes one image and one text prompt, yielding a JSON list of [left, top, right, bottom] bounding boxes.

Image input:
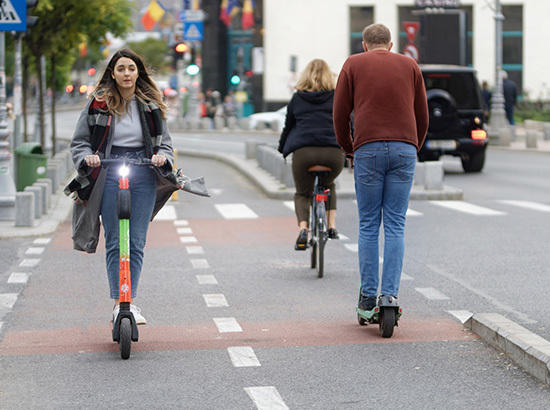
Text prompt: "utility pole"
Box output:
[[489, 0, 508, 131]]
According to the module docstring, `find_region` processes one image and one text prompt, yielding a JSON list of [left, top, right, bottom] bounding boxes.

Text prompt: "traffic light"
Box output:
[[26, 0, 39, 28], [175, 42, 188, 54], [230, 71, 241, 85]]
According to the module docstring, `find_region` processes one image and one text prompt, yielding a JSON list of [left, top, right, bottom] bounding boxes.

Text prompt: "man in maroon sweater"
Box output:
[[333, 23, 428, 312]]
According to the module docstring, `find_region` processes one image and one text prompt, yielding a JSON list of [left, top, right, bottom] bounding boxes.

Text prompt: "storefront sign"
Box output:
[[415, 0, 461, 8]]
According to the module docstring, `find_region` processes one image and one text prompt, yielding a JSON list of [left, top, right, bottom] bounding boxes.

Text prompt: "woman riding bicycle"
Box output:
[[278, 58, 345, 250]]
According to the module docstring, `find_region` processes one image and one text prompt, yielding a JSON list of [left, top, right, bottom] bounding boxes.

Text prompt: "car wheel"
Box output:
[[461, 150, 485, 173], [427, 89, 458, 132]]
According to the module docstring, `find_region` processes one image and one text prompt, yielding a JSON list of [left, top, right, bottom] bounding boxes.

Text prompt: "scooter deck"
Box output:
[[356, 306, 380, 324]]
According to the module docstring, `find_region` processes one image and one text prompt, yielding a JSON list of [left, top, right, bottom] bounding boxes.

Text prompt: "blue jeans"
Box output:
[[354, 141, 417, 298], [101, 150, 157, 299]]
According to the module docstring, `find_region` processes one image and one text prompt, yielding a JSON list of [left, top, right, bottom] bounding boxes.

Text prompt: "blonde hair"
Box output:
[[362, 23, 391, 48], [294, 59, 335, 92]]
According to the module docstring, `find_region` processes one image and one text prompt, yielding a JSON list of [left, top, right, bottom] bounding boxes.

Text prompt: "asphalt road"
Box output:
[[1, 149, 550, 408]]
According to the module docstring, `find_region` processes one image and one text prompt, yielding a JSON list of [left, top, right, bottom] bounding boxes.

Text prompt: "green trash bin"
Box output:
[[15, 142, 48, 192]]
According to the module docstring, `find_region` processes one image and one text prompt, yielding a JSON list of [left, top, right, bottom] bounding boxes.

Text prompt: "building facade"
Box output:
[[263, 0, 545, 109]]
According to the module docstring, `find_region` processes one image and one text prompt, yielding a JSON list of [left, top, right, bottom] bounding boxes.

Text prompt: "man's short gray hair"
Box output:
[[362, 23, 392, 47]]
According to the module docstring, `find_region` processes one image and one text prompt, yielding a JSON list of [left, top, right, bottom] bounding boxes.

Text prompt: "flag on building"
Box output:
[[220, 0, 239, 27], [141, 0, 166, 31], [241, 0, 255, 30]]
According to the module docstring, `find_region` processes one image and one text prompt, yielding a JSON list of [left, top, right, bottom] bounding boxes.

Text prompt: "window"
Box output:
[[502, 5, 523, 93], [349, 7, 374, 55]]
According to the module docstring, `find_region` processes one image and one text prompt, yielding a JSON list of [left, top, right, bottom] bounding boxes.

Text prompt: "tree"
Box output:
[[127, 38, 171, 76], [23, 0, 135, 153]]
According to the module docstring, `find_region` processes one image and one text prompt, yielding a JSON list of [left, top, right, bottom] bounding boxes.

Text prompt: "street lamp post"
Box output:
[[489, 0, 509, 133], [0, 32, 16, 220]]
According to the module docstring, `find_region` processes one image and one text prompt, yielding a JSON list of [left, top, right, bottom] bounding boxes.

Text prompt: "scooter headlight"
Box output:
[[119, 165, 130, 177]]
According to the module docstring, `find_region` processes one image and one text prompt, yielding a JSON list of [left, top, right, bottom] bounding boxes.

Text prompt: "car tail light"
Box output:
[[471, 130, 487, 140]]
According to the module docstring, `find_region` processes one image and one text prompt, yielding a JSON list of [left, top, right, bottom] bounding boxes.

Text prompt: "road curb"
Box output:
[[178, 149, 463, 201], [464, 313, 550, 385]]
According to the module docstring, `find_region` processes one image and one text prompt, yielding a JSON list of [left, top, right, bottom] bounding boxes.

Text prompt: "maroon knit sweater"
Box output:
[[333, 50, 429, 154]]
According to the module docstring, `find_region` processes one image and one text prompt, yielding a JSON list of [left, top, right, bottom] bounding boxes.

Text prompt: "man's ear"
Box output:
[[388, 41, 393, 51], [362, 41, 368, 52]]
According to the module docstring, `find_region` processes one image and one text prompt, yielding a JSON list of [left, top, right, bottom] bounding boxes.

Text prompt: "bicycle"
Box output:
[[102, 157, 156, 360], [308, 165, 332, 278]]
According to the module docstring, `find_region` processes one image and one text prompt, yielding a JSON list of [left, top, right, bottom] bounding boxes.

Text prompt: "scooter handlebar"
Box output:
[[100, 158, 155, 168]]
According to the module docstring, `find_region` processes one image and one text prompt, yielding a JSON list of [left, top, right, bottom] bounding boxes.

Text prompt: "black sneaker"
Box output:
[[358, 295, 377, 311], [294, 229, 308, 251], [328, 228, 339, 239]]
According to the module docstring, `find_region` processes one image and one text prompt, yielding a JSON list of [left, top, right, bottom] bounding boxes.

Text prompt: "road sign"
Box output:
[[403, 44, 419, 62], [0, 0, 26, 31], [403, 22, 420, 43], [179, 10, 205, 22], [184, 21, 204, 41]]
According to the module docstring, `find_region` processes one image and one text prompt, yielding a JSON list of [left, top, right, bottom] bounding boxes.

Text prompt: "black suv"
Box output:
[[418, 65, 488, 172]]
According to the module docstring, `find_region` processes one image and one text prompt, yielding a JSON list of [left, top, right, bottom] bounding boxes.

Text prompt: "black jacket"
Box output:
[[278, 90, 340, 158]]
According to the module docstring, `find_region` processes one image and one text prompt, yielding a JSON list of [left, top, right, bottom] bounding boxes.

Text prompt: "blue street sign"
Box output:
[[184, 21, 204, 41], [0, 0, 27, 31]]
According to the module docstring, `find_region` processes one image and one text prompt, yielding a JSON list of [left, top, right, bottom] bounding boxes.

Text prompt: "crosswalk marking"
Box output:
[[415, 287, 450, 300], [497, 200, 550, 212], [227, 346, 261, 367], [213, 317, 242, 333], [245, 386, 289, 410], [215, 203, 258, 219], [155, 205, 177, 220], [432, 201, 506, 216]]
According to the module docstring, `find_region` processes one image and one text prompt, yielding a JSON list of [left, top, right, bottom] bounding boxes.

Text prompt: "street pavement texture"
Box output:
[[1, 128, 550, 407]]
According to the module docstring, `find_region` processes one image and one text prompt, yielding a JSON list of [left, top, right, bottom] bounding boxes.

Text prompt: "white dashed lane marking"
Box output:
[[19, 259, 40, 267], [0, 293, 19, 309], [213, 317, 243, 333], [25, 247, 44, 255], [227, 346, 261, 367], [196, 275, 218, 285], [415, 287, 451, 300], [215, 203, 258, 219], [33, 238, 51, 245], [179, 236, 198, 244], [245, 386, 289, 410], [186, 246, 204, 254], [177, 227, 193, 235], [173, 219, 189, 226], [203, 294, 229, 307], [190, 259, 209, 269], [8, 272, 29, 284]]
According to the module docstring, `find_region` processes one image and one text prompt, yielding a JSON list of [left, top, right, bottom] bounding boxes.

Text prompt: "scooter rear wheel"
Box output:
[[119, 317, 132, 359], [379, 308, 396, 338], [357, 313, 367, 326]]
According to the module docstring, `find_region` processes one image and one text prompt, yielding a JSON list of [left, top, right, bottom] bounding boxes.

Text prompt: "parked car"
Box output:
[[419, 64, 488, 173], [248, 106, 287, 131]]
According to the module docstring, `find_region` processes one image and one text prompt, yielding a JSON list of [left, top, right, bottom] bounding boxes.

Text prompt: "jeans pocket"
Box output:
[[355, 153, 377, 184], [397, 153, 416, 182]]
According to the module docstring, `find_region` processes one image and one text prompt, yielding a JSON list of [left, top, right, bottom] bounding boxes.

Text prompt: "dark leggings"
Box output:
[[291, 146, 345, 225]]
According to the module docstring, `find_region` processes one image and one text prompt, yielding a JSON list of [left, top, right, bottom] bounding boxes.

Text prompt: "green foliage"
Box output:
[[515, 101, 550, 123], [127, 38, 171, 76]]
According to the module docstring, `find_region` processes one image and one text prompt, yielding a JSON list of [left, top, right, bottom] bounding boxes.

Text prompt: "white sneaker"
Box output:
[[130, 304, 147, 325], [112, 305, 120, 323]]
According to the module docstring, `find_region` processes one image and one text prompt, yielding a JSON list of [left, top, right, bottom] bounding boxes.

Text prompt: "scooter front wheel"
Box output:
[[119, 317, 132, 359], [379, 308, 396, 338]]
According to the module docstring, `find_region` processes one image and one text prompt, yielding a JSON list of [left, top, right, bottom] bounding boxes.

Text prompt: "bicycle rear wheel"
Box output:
[[316, 223, 325, 278], [309, 200, 317, 269]]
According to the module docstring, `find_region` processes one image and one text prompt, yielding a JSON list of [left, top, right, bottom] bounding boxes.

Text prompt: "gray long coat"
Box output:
[[69, 99, 176, 253]]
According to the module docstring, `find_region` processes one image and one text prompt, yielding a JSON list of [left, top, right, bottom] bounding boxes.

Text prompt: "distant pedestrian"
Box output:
[[481, 81, 492, 120], [502, 71, 517, 125], [333, 23, 428, 312], [278, 58, 345, 250]]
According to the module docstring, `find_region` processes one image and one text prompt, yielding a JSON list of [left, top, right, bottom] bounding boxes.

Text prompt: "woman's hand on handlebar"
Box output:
[[85, 154, 101, 168], [151, 154, 167, 167]]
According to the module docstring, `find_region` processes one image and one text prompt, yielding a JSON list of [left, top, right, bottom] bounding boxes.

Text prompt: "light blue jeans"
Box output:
[[101, 150, 157, 299], [354, 141, 417, 298]]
